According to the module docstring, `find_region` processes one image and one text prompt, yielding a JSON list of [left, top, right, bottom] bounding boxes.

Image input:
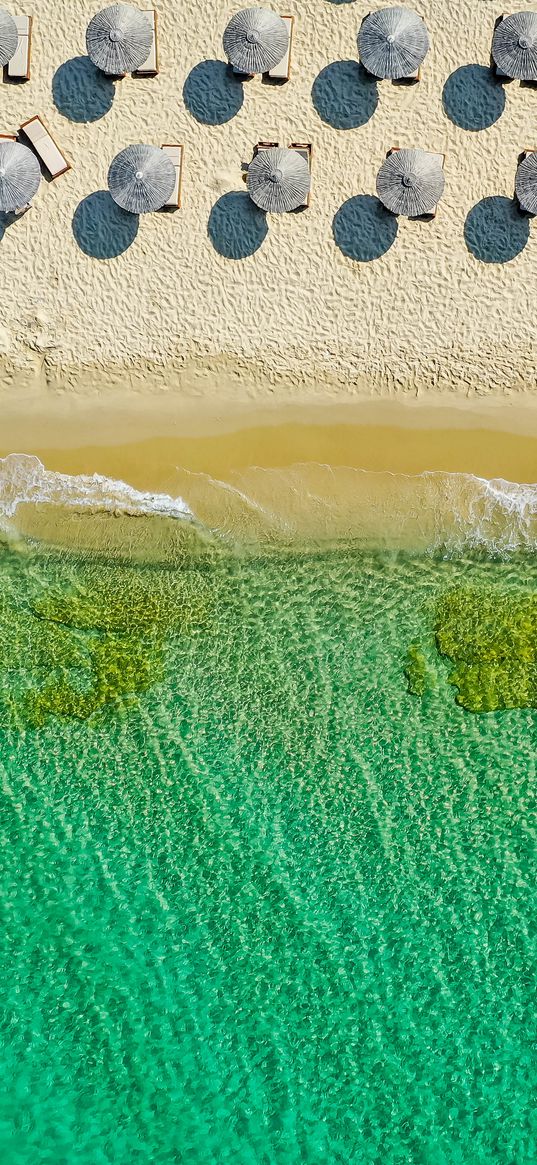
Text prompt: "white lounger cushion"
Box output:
[[289, 145, 311, 207], [160, 144, 183, 207], [22, 117, 69, 178], [134, 10, 157, 74], [7, 15, 30, 79], [268, 16, 292, 79]]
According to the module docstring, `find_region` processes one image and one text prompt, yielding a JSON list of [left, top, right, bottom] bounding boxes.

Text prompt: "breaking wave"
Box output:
[[0, 453, 193, 530], [2, 454, 537, 557]]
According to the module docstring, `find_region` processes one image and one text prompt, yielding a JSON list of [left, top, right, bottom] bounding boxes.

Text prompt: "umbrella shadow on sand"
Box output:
[[208, 191, 268, 258], [442, 64, 506, 131], [332, 195, 398, 261], [0, 210, 29, 242], [312, 61, 378, 129], [52, 56, 115, 123], [72, 191, 139, 258], [183, 60, 244, 125], [464, 196, 530, 262]]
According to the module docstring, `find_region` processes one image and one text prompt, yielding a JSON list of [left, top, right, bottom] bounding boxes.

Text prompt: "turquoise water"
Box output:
[[1, 538, 536, 1163]]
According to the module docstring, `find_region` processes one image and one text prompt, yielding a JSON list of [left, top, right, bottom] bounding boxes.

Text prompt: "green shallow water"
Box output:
[[1, 540, 537, 1164]]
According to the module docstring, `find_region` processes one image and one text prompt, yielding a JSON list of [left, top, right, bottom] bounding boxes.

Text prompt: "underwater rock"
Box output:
[[435, 587, 537, 712]]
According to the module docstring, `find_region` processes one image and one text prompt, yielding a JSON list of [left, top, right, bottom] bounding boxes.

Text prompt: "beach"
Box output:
[[1, 0, 537, 414]]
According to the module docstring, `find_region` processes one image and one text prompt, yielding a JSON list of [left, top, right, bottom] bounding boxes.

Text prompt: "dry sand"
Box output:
[[1, 0, 537, 411]]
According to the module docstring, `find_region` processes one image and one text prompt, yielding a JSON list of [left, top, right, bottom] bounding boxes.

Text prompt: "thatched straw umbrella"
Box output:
[[516, 151, 537, 213], [86, 3, 152, 74], [223, 7, 288, 73], [492, 12, 537, 81], [358, 6, 430, 79], [108, 144, 176, 213], [0, 140, 41, 212], [376, 149, 444, 216], [247, 147, 310, 212], [0, 8, 18, 66]]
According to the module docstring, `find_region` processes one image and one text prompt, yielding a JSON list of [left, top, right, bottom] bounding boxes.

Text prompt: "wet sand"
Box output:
[[4, 394, 537, 491]]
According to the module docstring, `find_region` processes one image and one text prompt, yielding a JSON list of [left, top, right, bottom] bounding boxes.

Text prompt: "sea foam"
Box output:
[[2, 453, 537, 557], [0, 453, 194, 533]]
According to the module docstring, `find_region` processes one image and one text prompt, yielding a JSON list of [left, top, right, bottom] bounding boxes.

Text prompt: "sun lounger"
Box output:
[[20, 116, 71, 178], [387, 147, 445, 169], [133, 9, 158, 76], [6, 15, 32, 80], [0, 133, 17, 140], [160, 143, 183, 208], [289, 142, 312, 207], [267, 15, 294, 80], [255, 141, 279, 154], [493, 15, 511, 77]]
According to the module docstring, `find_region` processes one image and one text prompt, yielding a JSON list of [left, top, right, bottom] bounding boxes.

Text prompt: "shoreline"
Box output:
[[4, 393, 537, 488], [2, 395, 537, 559]]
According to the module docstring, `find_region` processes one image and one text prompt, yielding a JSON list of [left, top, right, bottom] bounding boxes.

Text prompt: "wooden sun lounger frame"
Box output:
[[133, 9, 159, 76], [254, 141, 279, 154], [6, 14, 32, 81], [289, 141, 312, 208], [160, 143, 184, 208], [20, 115, 71, 178]]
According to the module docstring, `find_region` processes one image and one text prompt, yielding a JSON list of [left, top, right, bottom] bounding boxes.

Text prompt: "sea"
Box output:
[[0, 453, 536, 1164]]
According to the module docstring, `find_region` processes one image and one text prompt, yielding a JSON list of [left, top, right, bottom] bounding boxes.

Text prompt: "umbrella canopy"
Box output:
[[0, 140, 41, 212], [516, 151, 537, 213], [247, 147, 310, 213], [492, 11, 537, 81], [376, 148, 444, 216], [223, 7, 288, 73], [358, 6, 430, 79], [0, 8, 18, 67], [86, 3, 152, 74], [107, 144, 176, 213]]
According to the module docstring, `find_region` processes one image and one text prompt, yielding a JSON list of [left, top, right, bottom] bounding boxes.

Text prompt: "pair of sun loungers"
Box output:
[[386, 146, 445, 218], [359, 12, 421, 82], [2, 116, 71, 179], [233, 14, 294, 81], [254, 140, 312, 208], [109, 8, 159, 77]]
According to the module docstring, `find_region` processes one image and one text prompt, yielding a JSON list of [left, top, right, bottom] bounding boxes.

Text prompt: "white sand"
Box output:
[[1, 0, 537, 406]]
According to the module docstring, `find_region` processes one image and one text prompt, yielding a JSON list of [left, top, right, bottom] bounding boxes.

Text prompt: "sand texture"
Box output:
[[1, 0, 537, 402]]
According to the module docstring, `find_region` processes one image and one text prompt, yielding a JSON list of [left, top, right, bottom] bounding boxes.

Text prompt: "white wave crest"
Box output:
[[0, 453, 194, 531]]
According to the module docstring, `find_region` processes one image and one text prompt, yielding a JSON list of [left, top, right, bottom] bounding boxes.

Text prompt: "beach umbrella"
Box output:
[[492, 11, 537, 81], [516, 151, 537, 213], [358, 6, 430, 80], [376, 149, 444, 216], [0, 140, 41, 212], [86, 3, 152, 74], [247, 147, 310, 213], [0, 8, 18, 67], [108, 144, 175, 213], [223, 7, 288, 73]]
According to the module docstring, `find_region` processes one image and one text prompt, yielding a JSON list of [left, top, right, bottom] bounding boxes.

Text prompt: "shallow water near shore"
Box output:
[[1, 504, 537, 1162]]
